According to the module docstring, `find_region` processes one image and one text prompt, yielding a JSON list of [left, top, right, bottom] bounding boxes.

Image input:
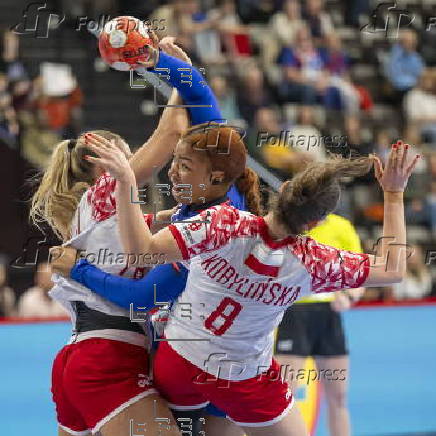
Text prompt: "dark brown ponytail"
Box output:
[[273, 156, 373, 235]]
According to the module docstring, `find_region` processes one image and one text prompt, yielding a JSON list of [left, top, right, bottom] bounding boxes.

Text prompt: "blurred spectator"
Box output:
[[344, 0, 370, 27], [342, 115, 373, 158], [2, 30, 27, 82], [214, 0, 246, 36], [404, 69, 436, 145], [20, 110, 62, 170], [270, 0, 305, 48], [238, 0, 278, 25], [277, 27, 342, 109], [258, 106, 317, 176], [175, 0, 224, 63], [405, 197, 433, 228], [216, 0, 253, 60], [286, 105, 326, 161], [210, 75, 241, 124], [34, 67, 83, 139], [17, 263, 67, 318], [392, 246, 432, 300], [384, 30, 424, 106], [236, 63, 274, 124], [11, 78, 32, 113], [321, 33, 361, 114], [0, 73, 19, 147], [0, 256, 15, 317], [302, 0, 333, 41], [249, 106, 282, 160]]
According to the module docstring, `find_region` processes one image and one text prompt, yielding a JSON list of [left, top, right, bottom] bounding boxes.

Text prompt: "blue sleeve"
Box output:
[[227, 184, 246, 211], [70, 259, 188, 310], [152, 51, 223, 125]]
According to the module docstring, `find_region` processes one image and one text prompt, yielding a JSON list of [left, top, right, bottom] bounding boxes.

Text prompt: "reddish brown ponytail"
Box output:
[[235, 167, 263, 216]]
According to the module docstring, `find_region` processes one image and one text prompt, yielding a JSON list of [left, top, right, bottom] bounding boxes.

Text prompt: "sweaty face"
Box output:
[[168, 140, 215, 205]]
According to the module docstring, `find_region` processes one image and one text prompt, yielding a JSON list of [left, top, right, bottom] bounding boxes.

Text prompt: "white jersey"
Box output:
[[49, 173, 153, 329], [165, 204, 369, 380]]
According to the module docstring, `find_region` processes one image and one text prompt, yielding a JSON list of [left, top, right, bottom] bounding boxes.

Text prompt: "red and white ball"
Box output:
[[98, 16, 154, 71]]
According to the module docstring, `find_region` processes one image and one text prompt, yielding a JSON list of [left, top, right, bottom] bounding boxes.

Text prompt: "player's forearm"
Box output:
[[152, 51, 222, 124], [71, 260, 188, 310], [116, 176, 155, 263], [130, 89, 187, 187], [380, 192, 407, 281]]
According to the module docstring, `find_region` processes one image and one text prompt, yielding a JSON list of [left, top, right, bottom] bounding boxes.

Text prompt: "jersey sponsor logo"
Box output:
[[137, 373, 152, 388], [285, 388, 292, 400]]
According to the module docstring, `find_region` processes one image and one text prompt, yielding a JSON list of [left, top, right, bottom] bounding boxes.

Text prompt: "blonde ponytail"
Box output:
[[30, 139, 93, 241], [30, 130, 129, 241]]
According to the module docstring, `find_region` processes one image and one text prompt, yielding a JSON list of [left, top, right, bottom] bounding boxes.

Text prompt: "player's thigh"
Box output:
[[242, 402, 308, 436], [99, 393, 180, 436], [315, 355, 349, 401], [275, 354, 308, 392], [204, 415, 245, 436]]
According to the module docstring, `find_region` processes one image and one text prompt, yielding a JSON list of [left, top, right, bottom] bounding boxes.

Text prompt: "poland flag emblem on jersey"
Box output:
[[244, 240, 284, 277]]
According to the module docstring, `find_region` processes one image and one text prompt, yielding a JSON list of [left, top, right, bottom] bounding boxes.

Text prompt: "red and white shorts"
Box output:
[[153, 340, 294, 427], [51, 338, 157, 435]]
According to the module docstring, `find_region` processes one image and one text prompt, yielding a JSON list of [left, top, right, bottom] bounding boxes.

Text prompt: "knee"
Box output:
[[326, 389, 348, 409]]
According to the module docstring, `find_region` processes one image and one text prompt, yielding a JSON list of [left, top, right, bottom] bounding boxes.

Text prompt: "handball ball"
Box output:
[[98, 16, 154, 71]]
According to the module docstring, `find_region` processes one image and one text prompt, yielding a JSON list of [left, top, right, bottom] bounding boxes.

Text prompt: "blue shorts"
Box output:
[[205, 402, 226, 417]]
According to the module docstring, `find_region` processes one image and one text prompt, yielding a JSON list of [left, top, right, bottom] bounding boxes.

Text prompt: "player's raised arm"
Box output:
[[128, 38, 223, 187], [129, 87, 187, 187], [147, 45, 222, 125], [363, 141, 420, 286]]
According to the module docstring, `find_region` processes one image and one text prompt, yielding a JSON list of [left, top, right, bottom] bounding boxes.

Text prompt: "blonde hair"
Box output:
[[30, 130, 129, 241]]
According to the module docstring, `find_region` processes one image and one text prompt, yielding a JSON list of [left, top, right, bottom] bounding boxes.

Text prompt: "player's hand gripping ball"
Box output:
[[98, 16, 158, 71]]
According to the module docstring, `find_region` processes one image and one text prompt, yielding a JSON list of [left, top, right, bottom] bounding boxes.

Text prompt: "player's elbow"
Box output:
[[389, 273, 404, 285], [380, 271, 404, 285]]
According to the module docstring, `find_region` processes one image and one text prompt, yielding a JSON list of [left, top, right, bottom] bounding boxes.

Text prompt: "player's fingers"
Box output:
[[85, 143, 111, 159], [137, 46, 159, 67], [395, 140, 403, 169], [84, 155, 104, 165], [84, 134, 109, 151], [405, 153, 421, 178], [160, 41, 192, 64], [400, 143, 409, 170], [386, 143, 398, 171], [148, 29, 160, 48], [386, 144, 394, 167], [86, 133, 114, 149], [159, 36, 176, 46]]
